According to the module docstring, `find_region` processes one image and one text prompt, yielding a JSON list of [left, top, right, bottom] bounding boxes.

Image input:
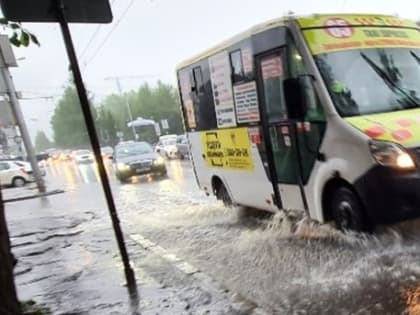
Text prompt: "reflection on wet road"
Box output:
[[9, 158, 420, 314], [44, 158, 191, 190]]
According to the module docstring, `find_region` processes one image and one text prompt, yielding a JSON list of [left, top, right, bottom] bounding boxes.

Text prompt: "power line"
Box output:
[[78, 0, 118, 61], [83, 0, 135, 69], [78, 25, 102, 60]]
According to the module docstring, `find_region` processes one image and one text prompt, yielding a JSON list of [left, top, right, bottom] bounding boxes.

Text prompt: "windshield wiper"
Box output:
[[360, 52, 420, 108]]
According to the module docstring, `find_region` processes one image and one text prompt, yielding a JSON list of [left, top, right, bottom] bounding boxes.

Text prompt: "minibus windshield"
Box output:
[[315, 47, 420, 117]]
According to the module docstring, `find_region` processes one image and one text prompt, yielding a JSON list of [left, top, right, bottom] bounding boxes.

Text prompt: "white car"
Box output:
[[156, 135, 178, 159], [0, 160, 33, 187], [14, 161, 46, 176], [73, 149, 94, 163]]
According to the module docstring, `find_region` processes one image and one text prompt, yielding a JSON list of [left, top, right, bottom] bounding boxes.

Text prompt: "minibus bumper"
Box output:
[[355, 166, 420, 224]]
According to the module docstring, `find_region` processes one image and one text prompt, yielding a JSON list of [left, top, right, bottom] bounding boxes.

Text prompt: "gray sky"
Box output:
[[7, 0, 420, 142]]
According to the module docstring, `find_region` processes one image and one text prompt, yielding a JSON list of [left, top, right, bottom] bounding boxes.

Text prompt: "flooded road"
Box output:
[[6, 158, 420, 314]]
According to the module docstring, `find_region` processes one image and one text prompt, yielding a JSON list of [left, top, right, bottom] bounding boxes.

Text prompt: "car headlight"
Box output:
[[369, 140, 415, 170], [154, 157, 165, 165], [117, 162, 130, 171]]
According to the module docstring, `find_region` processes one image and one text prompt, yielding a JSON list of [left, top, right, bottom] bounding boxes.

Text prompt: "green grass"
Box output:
[[20, 300, 51, 315]]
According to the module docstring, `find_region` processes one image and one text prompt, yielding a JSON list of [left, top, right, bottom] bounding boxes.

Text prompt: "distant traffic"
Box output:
[[0, 134, 190, 187]]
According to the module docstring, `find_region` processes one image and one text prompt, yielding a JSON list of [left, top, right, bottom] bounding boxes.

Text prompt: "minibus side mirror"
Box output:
[[283, 77, 306, 120]]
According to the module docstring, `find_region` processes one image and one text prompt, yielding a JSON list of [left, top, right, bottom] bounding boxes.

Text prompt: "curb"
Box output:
[[3, 189, 65, 203]]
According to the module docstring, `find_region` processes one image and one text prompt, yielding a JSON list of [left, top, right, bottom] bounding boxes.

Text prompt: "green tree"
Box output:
[[51, 84, 96, 148], [34, 130, 52, 151], [99, 93, 131, 139], [96, 106, 118, 146], [102, 81, 184, 141], [0, 18, 40, 47]]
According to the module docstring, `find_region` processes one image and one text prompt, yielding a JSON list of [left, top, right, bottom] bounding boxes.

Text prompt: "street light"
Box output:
[[104, 76, 137, 140], [104, 74, 157, 141]]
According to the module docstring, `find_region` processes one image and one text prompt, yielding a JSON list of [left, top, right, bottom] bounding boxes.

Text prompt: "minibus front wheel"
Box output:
[[328, 186, 371, 232]]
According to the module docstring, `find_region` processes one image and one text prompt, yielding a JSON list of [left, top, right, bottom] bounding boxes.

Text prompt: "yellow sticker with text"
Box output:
[[297, 14, 420, 55], [201, 128, 253, 170]]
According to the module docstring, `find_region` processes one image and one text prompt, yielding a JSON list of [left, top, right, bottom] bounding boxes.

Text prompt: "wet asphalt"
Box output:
[[5, 158, 420, 314]]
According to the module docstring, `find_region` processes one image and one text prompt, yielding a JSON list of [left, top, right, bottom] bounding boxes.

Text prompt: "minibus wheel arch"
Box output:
[[322, 177, 371, 231], [211, 176, 232, 207]]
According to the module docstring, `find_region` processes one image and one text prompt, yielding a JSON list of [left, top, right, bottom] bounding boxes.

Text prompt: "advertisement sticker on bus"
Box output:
[[298, 14, 420, 55], [201, 128, 253, 170], [233, 81, 260, 123], [209, 51, 237, 128], [345, 108, 420, 147]]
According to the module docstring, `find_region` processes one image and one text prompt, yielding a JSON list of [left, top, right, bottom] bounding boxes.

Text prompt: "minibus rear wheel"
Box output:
[[213, 179, 232, 207], [329, 186, 369, 232]]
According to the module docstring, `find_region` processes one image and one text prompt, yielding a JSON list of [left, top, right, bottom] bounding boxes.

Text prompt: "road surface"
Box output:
[[5, 158, 420, 314]]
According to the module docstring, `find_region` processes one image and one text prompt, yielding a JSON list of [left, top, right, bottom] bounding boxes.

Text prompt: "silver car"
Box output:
[[176, 135, 189, 159]]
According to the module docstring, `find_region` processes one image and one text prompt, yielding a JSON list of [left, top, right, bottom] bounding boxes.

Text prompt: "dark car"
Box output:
[[36, 152, 50, 161], [114, 141, 166, 183]]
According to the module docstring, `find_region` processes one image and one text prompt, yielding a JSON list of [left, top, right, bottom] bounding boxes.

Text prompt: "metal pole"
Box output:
[[55, 0, 138, 300], [114, 78, 137, 140], [0, 60, 46, 193]]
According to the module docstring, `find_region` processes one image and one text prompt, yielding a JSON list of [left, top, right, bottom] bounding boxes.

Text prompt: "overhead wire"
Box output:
[[78, 0, 118, 61], [82, 0, 135, 70]]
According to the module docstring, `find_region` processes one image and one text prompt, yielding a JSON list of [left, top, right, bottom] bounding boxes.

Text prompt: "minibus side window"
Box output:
[[260, 52, 288, 122], [288, 44, 325, 122], [193, 67, 204, 93], [229, 50, 245, 83]]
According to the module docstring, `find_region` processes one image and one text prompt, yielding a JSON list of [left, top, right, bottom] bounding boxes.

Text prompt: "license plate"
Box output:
[[136, 167, 149, 173]]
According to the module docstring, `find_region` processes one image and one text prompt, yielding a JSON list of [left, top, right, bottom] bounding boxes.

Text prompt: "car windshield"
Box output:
[[101, 147, 113, 153], [315, 47, 420, 117], [162, 139, 176, 146], [75, 150, 90, 155], [116, 143, 153, 158]]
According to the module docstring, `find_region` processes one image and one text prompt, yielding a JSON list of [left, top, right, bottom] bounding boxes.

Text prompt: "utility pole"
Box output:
[[0, 36, 46, 193], [105, 75, 156, 141]]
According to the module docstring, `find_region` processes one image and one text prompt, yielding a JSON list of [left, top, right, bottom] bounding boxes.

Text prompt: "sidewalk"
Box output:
[[4, 185, 250, 315]]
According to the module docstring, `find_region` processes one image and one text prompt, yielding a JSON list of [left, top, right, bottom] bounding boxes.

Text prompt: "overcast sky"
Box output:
[[7, 0, 420, 141]]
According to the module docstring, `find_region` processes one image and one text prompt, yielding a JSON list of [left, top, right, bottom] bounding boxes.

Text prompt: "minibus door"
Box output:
[[255, 49, 307, 211]]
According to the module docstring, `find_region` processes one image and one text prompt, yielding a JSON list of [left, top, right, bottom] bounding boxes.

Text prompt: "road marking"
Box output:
[[129, 233, 270, 315]]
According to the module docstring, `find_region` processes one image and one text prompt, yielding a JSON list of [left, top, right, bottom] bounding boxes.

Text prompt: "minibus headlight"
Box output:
[[369, 140, 415, 170]]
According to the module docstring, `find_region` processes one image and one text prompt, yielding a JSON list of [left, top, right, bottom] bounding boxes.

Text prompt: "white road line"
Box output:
[[129, 233, 270, 315]]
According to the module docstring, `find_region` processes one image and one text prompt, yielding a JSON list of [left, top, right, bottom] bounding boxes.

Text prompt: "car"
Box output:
[[36, 152, 50, 161], [59, 149, 72, 161], [156, 134, 178, 159], [114, 141, 166, 183], [73, 149, 94, 164], [0, 160, 33, 187], [176, 135, 190, 159], [100, 146, 114, 159], [49, 149, 60, 160], [14, 161, 46, 177], [45, 148, 59, 159]]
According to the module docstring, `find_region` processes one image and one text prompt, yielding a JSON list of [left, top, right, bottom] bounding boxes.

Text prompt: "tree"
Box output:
[[96, 106, 118, 146], [34, 130, 52, 151], [51, 84, 96, 148], [102, 81, 184, 141], [0, 18, 39, 47]]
